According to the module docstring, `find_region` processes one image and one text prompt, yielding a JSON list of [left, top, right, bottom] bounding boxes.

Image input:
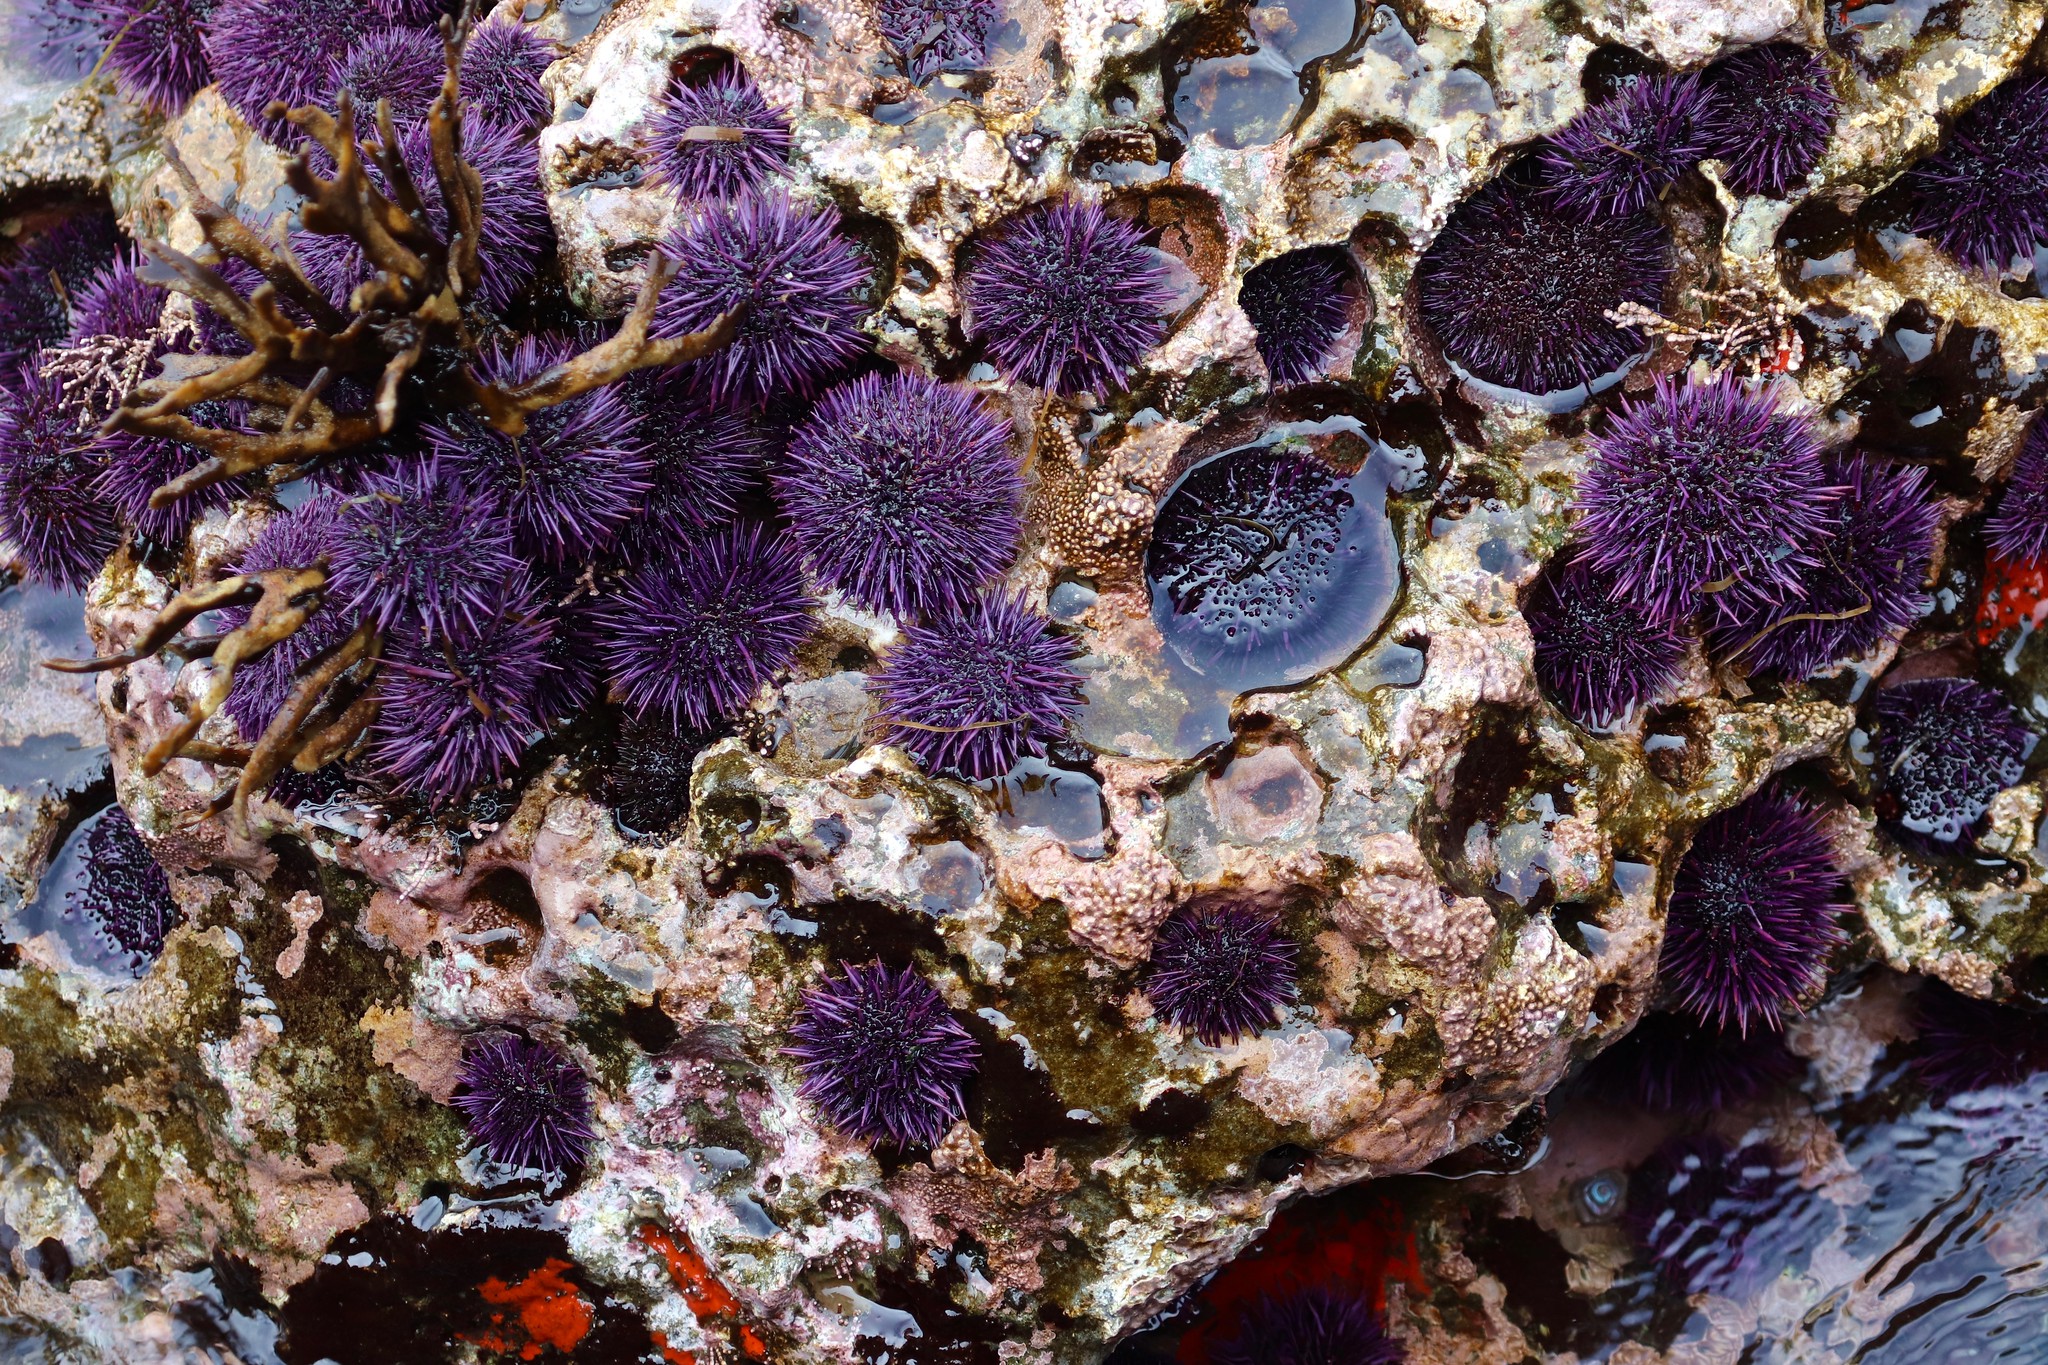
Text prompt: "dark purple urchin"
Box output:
[[1624, 1135, 1787, 1293], [1573, 375, 1835, 624], [1145, 900, 1299, 1045], [0, 361, 119, 590], [9, 0, 107, 81], [1525, 549, 1687, 729], [1212, 1287, 1404, 1365], [65, 252, 164, 341], [203, 0, 381, 137], [1413, 166, 1671, 398], [219, 495, 351, 739], [324, 463, 525, 641], [89, 0, 216, 114], [1706, 451, 1939, 679], [1579, 1012, 1801, 1114], [879, 0, 997, 83], [329, 26, 443, 126], [610, 369, 769, 560], [293, 117, 551, 313], [1239, 247, 1353, 386], [1910, 981, 2048, 1096], [1697, 43, 1840, 198], [95, 398, 249, 543], [651, 193, 871, 408], [776, 371, 1021, 619], [64, 806, 180, 964], [783, 960, 979, 1146], [869, 593, 1084, 780], [459, 17, 555, 131], [1986, 414, 2048, 563], [360, 589, 554, 804], [0, 209, 121, 370], [1871, 677, 2032, 847], [1662, 787, 1847, 1034], [962, 198, 1176, 397], [640, 69, 791, 201], [1901, 73, 2048, 272], [1540, 73, 1711, 219], [424, 336, 650, 564], [452, 1032, 596, 1171], [594, 523, 817, 730]]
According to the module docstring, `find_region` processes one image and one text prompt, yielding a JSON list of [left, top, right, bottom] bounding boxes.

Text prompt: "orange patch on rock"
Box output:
[[642, 1225, 767, 1360], [1977, 550, 2048, 647], [464, 1258, 593, 1360], [651, 1330, 698, 1364]]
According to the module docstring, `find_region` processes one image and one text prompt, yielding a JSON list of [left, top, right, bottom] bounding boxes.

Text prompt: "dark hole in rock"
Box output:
[[1240, 244, 1362, 384], [26, 1237, 70, 1282], [710, 853, 793, 909], [1552, 900, 1605, 958], [1460, 1209, 1685, 1355], [467, 866, 543, 931], [1132, 1087, 1212, 1137], [605, 713, 721, 839], [1777, 195, 1859, 289], [1579, 43, 1664, 104], [622, 1001, 681, 1054], [958, 1010, 1103, 1172], [1591, 982, 1623, 1023], [812, 896, 948, 967], [1424, 1101, 1546, 1178], [1255, 1141, 1312, 1181], [854, 1256, 1007, 1364]]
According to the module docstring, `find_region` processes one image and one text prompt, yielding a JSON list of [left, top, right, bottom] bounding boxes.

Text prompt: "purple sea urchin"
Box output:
[[595, 523, 816, 730], [1698, 44, 1840, 197], [611, 371, 769, 559], [9, 0, 106, 81], [204, 0, 380, 136], [0, 209, 121, 369], [1574, 375, 1834, 624], [783, 960, 979, 1146], [1986, 414, 2048, 563], [1145, 900, 1299, 1045], [1239, 247, 1353, 386], [65, 252, 165, 342], [1872, 677, 2031, 846], [652, 194, 871, 408], [777, 372, 1021, 618], [1540, 73, 1710, 219], [0, 361, 118, 590], [452, 1033, 596, 1171], [220, 496, 352, 740], [879, 0, 997, 83], [603, 713, 723, 837], [1212, 1287, 1405, 1365], [1579, 1012, 1800, 1114], [1662, 787, 1847, 1034], [1525, 549, 1687, 728], [869, 593, 1084, 780], [1706, 451, 1939, 679], [962, 198, 1176, 396], [1902, 72, 2048, 272], [1413, 166, 1670, 398], [324, 463, 525, 641], [529, 580, 604, 724], [330, 26, 444, 126], [425, 336, 650, 564], [641, 69, 791, 201], [90, 0, 216, 114], [1910, 981, 2048, 1096], [1625, 1136, 1786, 1293], [96, 398, 248, 543], [459, 17, 555, 131], [361, 591, 554, 804], [64, 806, 179, 964]]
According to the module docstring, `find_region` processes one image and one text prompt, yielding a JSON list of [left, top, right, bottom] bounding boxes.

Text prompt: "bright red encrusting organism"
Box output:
[[1977, 547, 2048, 646], [464, 1258, 594, 1361], [641, 1224, 769, 1360]]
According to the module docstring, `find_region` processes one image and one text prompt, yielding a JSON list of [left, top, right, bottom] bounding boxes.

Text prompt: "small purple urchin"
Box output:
[[1525, 549, 1687, 729], [452, 1033, 596, 1171], [1212, 1287, 1405, 1365], [1573, 374, 1835, 624], [610, 369, 769, 560], [424, 336, 650, 564], [1662, 787, 1847, 1034], [96, 397, 250, 544], [87, 0, 216, 114], [1986, 413, 2048, 563], [361, 588, 554, 805], [1239, 247, 1354, 387], [640, 69, 792, 201], [1579, 1011, 1801, 1114], [0, 361, 119, 591], [1697, 44, 1840, 198], [1624, 1135, 1787, 1293], [459, 17, 555, 131], [329, 26, 444, 126], [1539, 72, 1711, 219], [203, 0, 381, 137], [64, 806, 180, 964], [293, 118, 551, 313], [783, 960, 979, 1146], [324, 463, 525, 641], [594, 523, 817, 730], [1413, 165, 1671, 397], [1901, 73, 2048, 272], [962, 198, 1176, 397], [869, 593, 1084, 780], [1872, 677, 2032, 847], [9, 0, 107, 81], [879, 0, 997, 83], [776, 371, 1022, 619], [651, 193, 871, 408], [1706, 451, 1939, 679], [0, 209, 121, 370], [220, 496, 352, 740], [1144, 900, 1299, 1045], [66, 252, 165, 342], [1910, 981, 2048, 1096]]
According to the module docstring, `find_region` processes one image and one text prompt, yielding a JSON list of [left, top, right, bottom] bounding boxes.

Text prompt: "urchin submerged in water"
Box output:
[[784, 960, 979, 1146], [1145, 900, 1299, 1045], [0, 361, 120, 591], [453, 1033, 597, 1171], [1910, 982, 2048, 1096], [1579, 1012, 1800, 1115], [1525, 549, 1687, 729], [777, 371, 1022, 619], [64, 806, 180, 965], [1624, 1135, 1786, 1293], [1212, 1287, 1405, 1365], [1872, 677, 2032, 846], [1662, 788, 1847, 1034]]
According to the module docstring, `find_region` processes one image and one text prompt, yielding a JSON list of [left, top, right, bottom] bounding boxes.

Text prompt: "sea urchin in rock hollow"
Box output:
[[0, 209, 121, 370], [1539, 72, 1710, 220], [640, 67, 792, 201], [1239, 246, 1354, 386], [1986, 412, 2048, 564], [1697, 43, 1840, 198], [1901, 71, 2048, 273], [1871, 676, 2032, 847], [64, 806, 180, 966], [1211, 1286, 1405, 1365], [1579, 1011, 1801, 1114], [0, 361, 120, 591], [1145, 899, 1299, 1045], [453, 1033, 597, 1171], [784, 960, 979, 1146], [1525, 548, 1687, 729]]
